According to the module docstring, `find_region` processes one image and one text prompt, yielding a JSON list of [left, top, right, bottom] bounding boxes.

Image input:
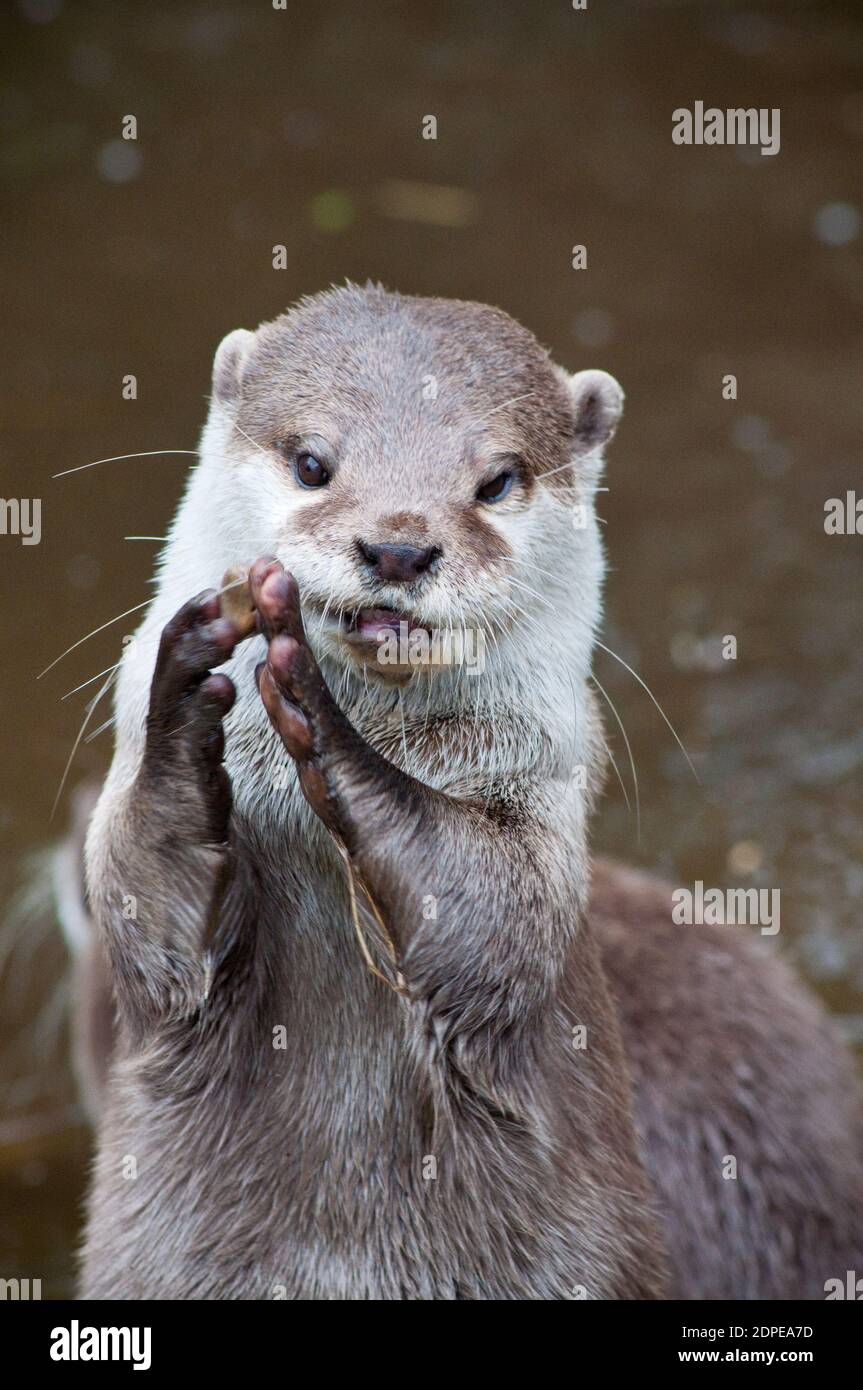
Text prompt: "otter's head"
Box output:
[[207, 285, 622, 688]]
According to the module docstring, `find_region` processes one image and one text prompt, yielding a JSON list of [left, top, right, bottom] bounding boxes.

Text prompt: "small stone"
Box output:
[[220, 565, 257, 638]]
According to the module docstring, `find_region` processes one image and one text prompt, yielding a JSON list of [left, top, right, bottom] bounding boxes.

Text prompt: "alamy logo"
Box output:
[[672, 881, 780, 936], [0, 1277, 41, 1299], [824, 492, 863, 535], [824, 1270, 863, 1299], [377, 621, 486, 674], [672, 102, 780, 157], [0, 497, 41, 545], [50, 1320, 151, 1371]]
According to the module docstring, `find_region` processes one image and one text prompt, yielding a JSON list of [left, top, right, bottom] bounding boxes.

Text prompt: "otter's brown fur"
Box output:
[[73, 843, 863, 1300], [74, 286, 863, 1300], [593, 858, 863, 1299]]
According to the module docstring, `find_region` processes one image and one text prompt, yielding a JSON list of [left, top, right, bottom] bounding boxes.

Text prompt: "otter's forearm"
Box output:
[[346, 778, 579, 1092], [89, 794, 238, 1034], [338, 763, 573, 1003], [88, 589, 248, 1036]]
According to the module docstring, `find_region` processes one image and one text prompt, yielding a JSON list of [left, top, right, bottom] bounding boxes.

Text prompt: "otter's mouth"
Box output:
[[344, 606, 427, 644]]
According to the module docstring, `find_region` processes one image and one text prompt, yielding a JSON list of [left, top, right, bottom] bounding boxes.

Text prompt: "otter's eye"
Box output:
[[295, 453, 330, 489], [476, 470, 513, 504]]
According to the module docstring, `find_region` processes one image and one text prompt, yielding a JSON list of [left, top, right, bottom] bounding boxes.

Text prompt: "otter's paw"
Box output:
[[250, 559, 359, 836], [141, 590, 239, 843]]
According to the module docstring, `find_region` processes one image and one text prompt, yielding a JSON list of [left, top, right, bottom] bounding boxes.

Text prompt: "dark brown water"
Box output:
[[2, 0, 862, 1296]]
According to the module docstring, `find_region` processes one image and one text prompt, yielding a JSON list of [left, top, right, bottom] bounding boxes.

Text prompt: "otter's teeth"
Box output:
[[351, 607, 417, 641]]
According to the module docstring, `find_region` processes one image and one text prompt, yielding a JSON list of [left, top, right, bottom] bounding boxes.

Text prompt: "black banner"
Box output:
[[3, 1298, 859, 1374]]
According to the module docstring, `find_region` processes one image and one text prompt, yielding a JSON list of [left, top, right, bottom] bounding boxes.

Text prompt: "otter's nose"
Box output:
[[356, 540, 441, 583]]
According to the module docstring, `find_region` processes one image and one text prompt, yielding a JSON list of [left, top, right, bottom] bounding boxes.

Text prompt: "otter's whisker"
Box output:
[[590, 672, 640, 841], [475, 611, 498, 663], [61, 663, 122, 701], [315, 593, 336, 639], [163, 718, 198, 741], [471, 625, 484, 724], [215, 575, 251, 600], [422, 661, 435, 740], [564, 666, 631, 815], [51, 668, 118, 819], [38, 598, 152, 680], [53, 449, 200, 479], [594, 639, 698, 782], [229, 418, 269, 457], [473, 390, 536, 423], [125, 536, 165, 542], [603, 741, 631, 814], [527, 559, 598, 589], [84, 715, 115, 744], [539, 446, 604, 483], [211, 401, 271, 460], [397, 690, 410, 771], [50, 571, 245, 697], [484, 615, 505, 652], [494, 595, 524, 636], [52, 450, 244, 480], [489, 600, 514, 636], [506, 576, 554, 609]]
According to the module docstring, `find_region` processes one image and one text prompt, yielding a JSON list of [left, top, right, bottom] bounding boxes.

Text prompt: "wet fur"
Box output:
[[79, 286, 863, 1299]]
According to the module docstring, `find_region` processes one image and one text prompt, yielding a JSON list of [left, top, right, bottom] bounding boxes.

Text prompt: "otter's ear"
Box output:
[[212, 328, 254, 407], [567, 369, 624, 453]]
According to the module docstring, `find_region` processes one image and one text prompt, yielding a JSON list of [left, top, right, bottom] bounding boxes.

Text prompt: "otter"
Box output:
[[76, 284, 863, 1299]]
